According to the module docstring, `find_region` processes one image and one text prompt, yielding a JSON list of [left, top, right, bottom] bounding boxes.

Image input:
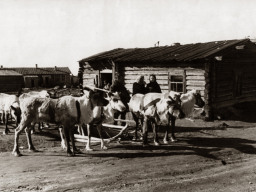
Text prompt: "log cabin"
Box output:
[[78, 39, 256, 120]]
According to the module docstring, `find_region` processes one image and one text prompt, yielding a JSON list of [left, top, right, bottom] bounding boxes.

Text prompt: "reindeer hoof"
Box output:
[[101, 146, 108, 150], [28, 148, 38, 153], [170, 138, 178, 142], [12, 151, 22, 157], [67, 152, 75, 157], [74, 148, 82, 154], [3, 129, 10, 135], [86, 147, 93, 151], [61, 142, 67, 149], [163, 140, 169, 144], [154, 142, 160, 146]]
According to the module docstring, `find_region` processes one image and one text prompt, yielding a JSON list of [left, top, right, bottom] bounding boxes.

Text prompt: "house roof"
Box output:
[[80, 39, 251, 64], [0, 69, 22, 76], [5, 67, 71, 75]]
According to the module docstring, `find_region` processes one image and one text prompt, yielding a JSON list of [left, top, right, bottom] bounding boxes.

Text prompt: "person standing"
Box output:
[[132, 75, 147, 95], [103, 80, 111, 91], [110, 80, 131, 126], [146, 74, 162, 93]]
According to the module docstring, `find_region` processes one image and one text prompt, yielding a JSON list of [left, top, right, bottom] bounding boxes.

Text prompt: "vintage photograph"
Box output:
[[1, 0, 256, 191]]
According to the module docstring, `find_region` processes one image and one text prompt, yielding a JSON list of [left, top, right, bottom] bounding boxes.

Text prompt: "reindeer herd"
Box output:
[[0, 86, 205, 157]]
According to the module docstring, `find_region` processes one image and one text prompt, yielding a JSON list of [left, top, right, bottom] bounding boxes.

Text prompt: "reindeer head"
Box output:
[[106, 92, 126, 112], [89, 90, 109, 107], [168, 91, 182, 104]]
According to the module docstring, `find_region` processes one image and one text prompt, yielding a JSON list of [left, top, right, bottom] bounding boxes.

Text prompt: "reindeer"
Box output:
[[59, 91, 126, 151], [19, 90, 51, 133], [0, 93, 21, 135], [129, 90, 205, 145], [12, 89, 109, 157]]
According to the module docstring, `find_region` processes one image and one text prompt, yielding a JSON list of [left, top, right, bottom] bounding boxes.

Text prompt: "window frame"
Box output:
[[168, 70, 185, 93]]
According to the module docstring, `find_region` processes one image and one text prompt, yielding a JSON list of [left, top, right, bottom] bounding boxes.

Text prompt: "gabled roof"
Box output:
[[80, 39, 250, 64], [6, 67, 71, 75], [0, 69, 22, 76]]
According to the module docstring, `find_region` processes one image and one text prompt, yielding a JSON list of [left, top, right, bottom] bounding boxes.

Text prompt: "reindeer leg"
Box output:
[[63, 125, 73, 156], [85, 124, 93, 151], [3, 113, 10, 135], [30, 122, 36, 134], [69, 124, 78, 156], [170, 116, 177, 142], [59, 126, 66, 149], [12, 120, 29, 156], [25, 124, 37, 152], [152, 121, 160, 146], [142, 117, 149, 146], [81, 124, 86, 136], [132, 113, 139, 141], [96, 124, 107, 150], [0, 112, 3, 124], [38, 122, 43, 132], [163, 117, 170, 144]]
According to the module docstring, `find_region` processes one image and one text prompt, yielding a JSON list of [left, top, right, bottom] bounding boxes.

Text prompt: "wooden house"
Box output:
[[6, 65, 72, 88], [78, 39, 256, 120], [0, 69, 24, 92]]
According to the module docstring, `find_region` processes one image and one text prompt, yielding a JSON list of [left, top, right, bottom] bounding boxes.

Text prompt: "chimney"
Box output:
[[54, 66, 57, 71], [35, 64, 38, 69], [1, 65, 3, 69]]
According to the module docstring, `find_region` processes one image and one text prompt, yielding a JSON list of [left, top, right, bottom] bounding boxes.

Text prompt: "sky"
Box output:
[[1, 0, 256, 75]]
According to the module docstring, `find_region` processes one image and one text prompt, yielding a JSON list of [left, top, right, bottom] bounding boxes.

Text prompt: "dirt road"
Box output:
[[1, 119, 256, 192]]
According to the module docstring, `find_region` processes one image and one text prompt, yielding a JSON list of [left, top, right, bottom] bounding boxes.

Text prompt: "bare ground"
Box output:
[[1, 115, 256, 192]]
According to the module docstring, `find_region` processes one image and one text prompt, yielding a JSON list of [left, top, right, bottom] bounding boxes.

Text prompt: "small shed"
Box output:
[[0, 69, 24, 92], [78, 39, 256, 120]]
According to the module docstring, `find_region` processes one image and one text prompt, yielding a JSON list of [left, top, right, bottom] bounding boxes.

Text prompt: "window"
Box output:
[[170, 75, 184, 92], [169, 70, 185, 93]]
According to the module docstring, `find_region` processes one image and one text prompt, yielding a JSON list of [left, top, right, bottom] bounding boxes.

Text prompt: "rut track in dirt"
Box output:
[[1, 119, 256, 191]]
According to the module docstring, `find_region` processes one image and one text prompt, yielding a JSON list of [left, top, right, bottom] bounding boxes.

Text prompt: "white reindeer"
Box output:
[[129, 89, 205, 145], [12, 89, 109, 157], [19, 90, 51, 132], [130, 92, 184, 146], [59, 92, 126, 151], [0, 93, 21, 135]]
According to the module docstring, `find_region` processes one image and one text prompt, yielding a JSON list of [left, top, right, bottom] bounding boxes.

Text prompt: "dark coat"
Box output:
[[132, 82, 147, 95], [110, 82, 131, 106], [146, 82, 161, 93]]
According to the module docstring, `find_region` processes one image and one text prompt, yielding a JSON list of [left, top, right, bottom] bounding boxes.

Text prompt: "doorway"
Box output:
[[100, 69, 112, 88]]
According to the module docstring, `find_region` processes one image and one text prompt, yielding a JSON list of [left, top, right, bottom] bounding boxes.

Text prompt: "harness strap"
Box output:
[[143, 98, 161, 111]]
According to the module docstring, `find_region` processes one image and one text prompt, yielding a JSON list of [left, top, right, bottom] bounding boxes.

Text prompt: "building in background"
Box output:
[[4, 64, 72, 88], [0, 69, 24, 92], [78, 38, 256, 120]]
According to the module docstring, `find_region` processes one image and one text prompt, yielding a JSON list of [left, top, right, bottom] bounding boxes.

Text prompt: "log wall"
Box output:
[[122, 66, 206, 99], [214, 62, 256, 108], [185, 69, 205, 97], [123, 67, 170, 92], [213, 41, 256, 108], [81, 62, 100, 87]]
